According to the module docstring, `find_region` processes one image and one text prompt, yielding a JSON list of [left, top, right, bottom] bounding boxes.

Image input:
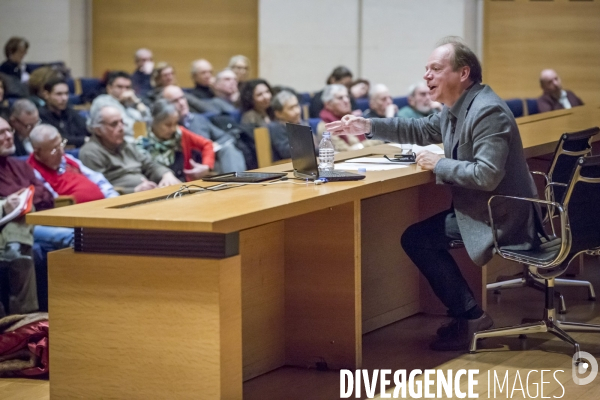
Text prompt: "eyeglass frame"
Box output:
[[50, 138, 68, 155]]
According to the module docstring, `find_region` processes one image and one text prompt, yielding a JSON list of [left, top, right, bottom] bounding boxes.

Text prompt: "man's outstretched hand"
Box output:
[[324, 115, 372, 136]]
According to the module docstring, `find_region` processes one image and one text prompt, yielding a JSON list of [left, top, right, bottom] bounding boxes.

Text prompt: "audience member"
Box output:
[[189, 59, 215, 99], [131, 48, 154, 96], [137, 100, 214, 181], [9, 99, 40, 156], [28, 124, 119, 203], [0, 74, 9, 120], [162, 85, 246, 173], [318, 84, 382, 152], [39, 77, 88, 147], [213, 69, 240, 109], [267, 90, 301, 162], [309, 66, 358, 118], [537, 69, 584, 113], [0, 117, 51, 316], [90, 71, 150, 141], [363, 84, 397, 119], [397, 82, 438, 119], [228, 55, 251, 84], [80, 105, 180, 193], [0, 37, 29, 82], [27, 66, 61, 108], [350, 79, 370, 100], [240, 79, 273, 127]]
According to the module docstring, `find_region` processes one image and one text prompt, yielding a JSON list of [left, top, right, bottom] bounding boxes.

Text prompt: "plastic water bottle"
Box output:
[[318, 132, 335, 172]]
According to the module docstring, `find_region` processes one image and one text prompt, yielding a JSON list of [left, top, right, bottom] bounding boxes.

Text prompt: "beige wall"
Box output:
[[92, 0, 258, 87], [259, 0, 481, 95], [0, 0, 89, 77], [483, 0, 600, 104]]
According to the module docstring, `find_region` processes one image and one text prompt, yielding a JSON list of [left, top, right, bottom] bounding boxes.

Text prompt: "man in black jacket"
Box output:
[[39, 77, 88, 147]]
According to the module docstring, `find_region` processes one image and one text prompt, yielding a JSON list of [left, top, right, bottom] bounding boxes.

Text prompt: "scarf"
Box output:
[[141, 127, 183, 167]]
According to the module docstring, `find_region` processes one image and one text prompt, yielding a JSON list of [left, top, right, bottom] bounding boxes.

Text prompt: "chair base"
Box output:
[[469, 308, 600, 357]]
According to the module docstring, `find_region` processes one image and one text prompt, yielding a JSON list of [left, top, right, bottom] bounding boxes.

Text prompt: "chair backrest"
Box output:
[[562, 155, 600, 254], [548, 127, 599, 202], [254, 127, 272, 168], [355, 98, 369, 111], [392, 96, 408, 110], [504, 98, 524, 118], [526, 98, 539, 116], [308, 118, 321, 135], [133, 121, 148, 139]]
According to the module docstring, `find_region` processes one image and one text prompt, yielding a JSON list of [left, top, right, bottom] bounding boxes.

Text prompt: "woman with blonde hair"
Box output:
[[228, 55, 250, 83]]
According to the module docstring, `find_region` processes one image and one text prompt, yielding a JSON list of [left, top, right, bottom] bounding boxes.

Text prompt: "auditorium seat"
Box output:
[[504, 98, 524, 118], [393, 96, 409, 110], [526, 98, 539, 116], [308, 118, 321, 135], [355, 98, 369, 111]]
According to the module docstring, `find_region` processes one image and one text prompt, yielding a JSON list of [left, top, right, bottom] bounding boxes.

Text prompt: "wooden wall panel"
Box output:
[[92, 0, 258, 86], [484, 0, 600, 104]]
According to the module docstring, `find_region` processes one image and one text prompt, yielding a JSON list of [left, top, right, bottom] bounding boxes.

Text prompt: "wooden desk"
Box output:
[[28, 105, 600, 399]]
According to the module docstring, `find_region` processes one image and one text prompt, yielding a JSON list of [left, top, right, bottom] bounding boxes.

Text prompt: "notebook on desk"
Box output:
[[286, 123, 365, 181]]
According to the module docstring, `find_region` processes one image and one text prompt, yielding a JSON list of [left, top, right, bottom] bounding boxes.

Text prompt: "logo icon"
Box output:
[[572, 351, 598, 385]]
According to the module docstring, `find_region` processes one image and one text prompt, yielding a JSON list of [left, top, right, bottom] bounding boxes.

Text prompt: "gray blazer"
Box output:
[[370, 83, 538, 266]]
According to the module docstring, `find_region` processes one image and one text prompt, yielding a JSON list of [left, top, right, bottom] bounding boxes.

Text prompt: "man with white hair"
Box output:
[[362, 84, 397, 119], [537, 69, 583, 113], [80, 105, 180, 193], [8, 98, 40, 156], [27, 124, 118, 203], [162, 85, 246, 172], [397, 82, 439, 119], [212, 69, 239, 110], [189, 59, 215, 99], [131, 48, 154, 96]]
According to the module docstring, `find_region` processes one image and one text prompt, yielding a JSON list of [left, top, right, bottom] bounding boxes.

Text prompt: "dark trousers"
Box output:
[[401, 209, 478, 317]]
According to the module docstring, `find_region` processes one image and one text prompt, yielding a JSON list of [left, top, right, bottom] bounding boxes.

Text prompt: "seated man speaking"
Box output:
[[326, 36, 539, 351]]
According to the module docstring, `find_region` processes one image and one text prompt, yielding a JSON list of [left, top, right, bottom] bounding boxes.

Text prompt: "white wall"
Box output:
[[0, 0, 89, 77], [259, 0, 481, 96]]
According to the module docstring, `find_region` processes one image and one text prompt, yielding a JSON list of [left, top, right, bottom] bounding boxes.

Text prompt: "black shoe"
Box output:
[[430, 313, 493, 351], [0, 243, 32, 262]]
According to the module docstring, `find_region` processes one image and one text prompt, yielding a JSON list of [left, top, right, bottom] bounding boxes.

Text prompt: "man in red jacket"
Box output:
[[27, 124, 119, 203]]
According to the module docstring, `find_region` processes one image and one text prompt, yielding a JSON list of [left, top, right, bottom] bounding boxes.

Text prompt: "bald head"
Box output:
[[31, 124, 63, 170], [369, 84, 392, 116], [191, 59, 213, 87], [214, 69, 238, 97], [540, 69, 562, 99], [135, 48, 153, 70], [161, 85, 189, 118], [30, 124, 60, 149]]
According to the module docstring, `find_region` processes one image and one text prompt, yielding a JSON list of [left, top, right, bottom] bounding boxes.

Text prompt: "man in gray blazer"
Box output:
[[326, 37, 539, 351]]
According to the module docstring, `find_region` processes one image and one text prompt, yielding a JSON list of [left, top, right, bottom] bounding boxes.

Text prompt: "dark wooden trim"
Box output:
[[74, 228, 239, 259]]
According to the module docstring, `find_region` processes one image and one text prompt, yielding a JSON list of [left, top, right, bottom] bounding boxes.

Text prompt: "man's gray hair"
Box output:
[[436, 36, 482, 84], [369, 84, 388, 99], [29, 124, 60, 149], [135, 48, 152, 61], [190, 59, 210, 75], [151, 99, 178, 124], [321, 84, 347, 104], [10, 98, 37, 118], [87, 105, 121, 132], [271, 90, 296, 112], [407, 82, 428, 98], [215, 68, 235, 83]]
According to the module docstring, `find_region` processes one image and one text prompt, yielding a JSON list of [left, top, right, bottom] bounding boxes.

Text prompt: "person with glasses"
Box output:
[[8, 99, 40, 156], [90, 71, 150, 142], [27, 124, 119, 204], [81, 105, 181, 193]]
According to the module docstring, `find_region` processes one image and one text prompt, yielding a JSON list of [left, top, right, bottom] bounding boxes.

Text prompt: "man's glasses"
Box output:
[[50, 138, 68, 155], [0, 127, 15, 138], [16, 118, 41, 131], [102, 119, 125, 128]]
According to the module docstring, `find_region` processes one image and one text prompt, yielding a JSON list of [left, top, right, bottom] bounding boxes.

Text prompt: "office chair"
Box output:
[[487, 127, 600, 313], [470, 155, 600, 357]]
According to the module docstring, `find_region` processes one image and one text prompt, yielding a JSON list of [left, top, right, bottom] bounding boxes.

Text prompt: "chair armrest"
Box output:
[[54, 195, 76, 208], [487, 195, 571, 268]]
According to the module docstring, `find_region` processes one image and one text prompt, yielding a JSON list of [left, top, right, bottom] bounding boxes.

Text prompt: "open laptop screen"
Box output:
[[287, 123, 319, 179]]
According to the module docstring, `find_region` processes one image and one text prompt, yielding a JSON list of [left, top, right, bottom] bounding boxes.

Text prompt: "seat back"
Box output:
[[254, 127, 272, 168], [562, 155, 600, 254], [504, 98, 524, 118], [133, 121, 148, 138], [526, 98, 539, 116], [355, 98, 369, 111], [547, 127, 599, 202]]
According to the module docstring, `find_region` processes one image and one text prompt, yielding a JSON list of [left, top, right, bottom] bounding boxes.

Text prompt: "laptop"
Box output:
[[286, 123, 365, 181]]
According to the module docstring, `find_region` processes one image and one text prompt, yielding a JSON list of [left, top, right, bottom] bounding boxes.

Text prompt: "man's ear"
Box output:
[[460, 66, 471, 83]]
